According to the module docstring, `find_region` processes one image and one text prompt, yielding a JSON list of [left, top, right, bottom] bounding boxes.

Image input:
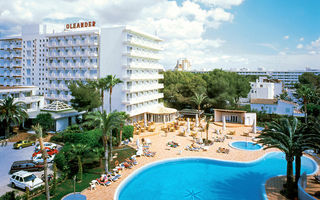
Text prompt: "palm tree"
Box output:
[[70, 144, 89, 182], [83, 111, 122, 173], [294, 119, 320, 187], [0, 96, 28, 137], [88, 78, 110, 111], [107, 75, 123, 113], [257, 118, 298, 198], [32, 124, 50, 200], [295, 85, 315, 123], [190, 92, 207, 125], [205, 115, 211, 145], [118, 112, 130, 147], [190, 92, 207, 111]]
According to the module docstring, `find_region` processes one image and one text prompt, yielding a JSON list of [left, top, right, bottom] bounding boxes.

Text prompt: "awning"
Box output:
[[147, 105, 177, 114]]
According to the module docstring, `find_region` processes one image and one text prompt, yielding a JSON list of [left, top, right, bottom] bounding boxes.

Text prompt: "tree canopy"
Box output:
[[68, 81, 102, 112], [33, 113, 55, 132], [162, 69, 251, 110]]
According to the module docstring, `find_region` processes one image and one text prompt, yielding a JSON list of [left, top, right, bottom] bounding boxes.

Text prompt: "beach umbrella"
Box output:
[[222, 116, 226, 131], [187, 118, 190, 135], [144, 113, 147, 127], [252, 119, 256, 134], [195, 114, 199, 127], [136, 139, 140, 147]]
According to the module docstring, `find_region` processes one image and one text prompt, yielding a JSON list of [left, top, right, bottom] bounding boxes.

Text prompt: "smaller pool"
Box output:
[[230, 141, 263, 151], [62, 193, 87, 200]]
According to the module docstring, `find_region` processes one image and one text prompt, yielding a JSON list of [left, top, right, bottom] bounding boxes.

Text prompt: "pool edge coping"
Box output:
[[114, 152, 319, 200]]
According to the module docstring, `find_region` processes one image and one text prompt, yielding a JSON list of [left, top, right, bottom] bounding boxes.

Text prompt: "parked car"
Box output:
[[32, 147, 58, 158], [9, 160, 44, 174], [32, 154, 55, 163], [13, 140, 35, 149], [10, 171, 43, 190], [35, 142, 57, 151]]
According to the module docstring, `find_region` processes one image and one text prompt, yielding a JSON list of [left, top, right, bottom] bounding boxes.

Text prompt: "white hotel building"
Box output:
[[0, 24, 170, 121], [232, 68, 320, 88]]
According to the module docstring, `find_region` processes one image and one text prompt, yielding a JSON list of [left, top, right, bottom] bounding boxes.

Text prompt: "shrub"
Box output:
[[122, 125, 133, 140], [33, 113, 54, 132], [52, 129, 103, 148], [0, 191, 16, 200]]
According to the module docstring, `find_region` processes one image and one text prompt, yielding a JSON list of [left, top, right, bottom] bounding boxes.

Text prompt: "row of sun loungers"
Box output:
[[90, 155, 139, 190]]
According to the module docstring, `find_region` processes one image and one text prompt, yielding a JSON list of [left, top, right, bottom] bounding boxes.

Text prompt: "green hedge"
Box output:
[[51, 129, 103, 148]]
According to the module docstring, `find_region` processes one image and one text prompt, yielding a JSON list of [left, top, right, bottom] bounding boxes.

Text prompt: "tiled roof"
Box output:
[[279, 99, 298, 106], [250, 99, 278, 105], [214, 109, 247, 113]]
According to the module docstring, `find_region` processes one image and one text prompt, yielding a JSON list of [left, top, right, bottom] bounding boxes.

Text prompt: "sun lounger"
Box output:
[[314, 175, 320, 183]]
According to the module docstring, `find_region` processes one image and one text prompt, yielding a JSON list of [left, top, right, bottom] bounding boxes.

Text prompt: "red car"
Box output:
[[32, 147, 58, 158]]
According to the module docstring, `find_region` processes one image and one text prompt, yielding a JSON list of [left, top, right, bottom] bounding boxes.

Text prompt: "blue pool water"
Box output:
[[230, 141, 263, 151], [116, 152, 317, 200]]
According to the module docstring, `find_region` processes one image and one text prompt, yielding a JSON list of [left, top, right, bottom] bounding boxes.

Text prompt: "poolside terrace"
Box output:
[[82, 119, 319, 200]]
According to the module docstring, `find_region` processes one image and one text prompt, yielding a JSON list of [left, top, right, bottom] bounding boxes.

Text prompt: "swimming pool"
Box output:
[[115, 152, 317, 200], [230, 141, 263, 151]]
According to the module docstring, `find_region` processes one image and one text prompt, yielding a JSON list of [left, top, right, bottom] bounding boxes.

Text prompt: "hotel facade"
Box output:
[[0, 23, 167, 121]]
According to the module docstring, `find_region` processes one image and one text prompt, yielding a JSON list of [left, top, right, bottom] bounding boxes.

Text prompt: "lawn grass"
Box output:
[[33, 145, 136, 200]]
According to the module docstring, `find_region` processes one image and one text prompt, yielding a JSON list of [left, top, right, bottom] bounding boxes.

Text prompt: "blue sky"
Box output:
[[0, 0, 319, 70]]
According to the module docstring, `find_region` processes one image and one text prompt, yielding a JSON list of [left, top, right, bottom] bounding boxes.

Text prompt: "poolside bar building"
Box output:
[[214, 109, 256, 127]]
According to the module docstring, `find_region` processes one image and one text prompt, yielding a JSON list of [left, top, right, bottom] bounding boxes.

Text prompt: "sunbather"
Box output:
[[96, 174, 111, 186]]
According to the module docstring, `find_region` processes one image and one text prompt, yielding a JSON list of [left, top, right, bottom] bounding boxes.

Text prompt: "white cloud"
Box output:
[[310, 37, 320, 48], [299, 37, 304, 41], [193, 0, 244, 9], [283, 35, 289, 40], [296, 44, 303, 49], [278, 51, 286, 56]]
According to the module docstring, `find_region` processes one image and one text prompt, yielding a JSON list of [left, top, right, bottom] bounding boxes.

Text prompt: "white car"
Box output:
[[35, 142, 57, 151], [10, 171, 43, 190], [32, 154, 55, 163]]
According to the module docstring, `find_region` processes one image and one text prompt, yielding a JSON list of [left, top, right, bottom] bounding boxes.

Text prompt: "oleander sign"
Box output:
[[66, 21, 96, 29]]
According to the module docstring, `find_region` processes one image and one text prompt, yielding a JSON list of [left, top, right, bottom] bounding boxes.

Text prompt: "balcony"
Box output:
[[123, 73, 163, 80], [126, 37, 163, 51], [124, 62, 164, 70], [124, 50, 161, 60], [122, 93, 163, 105], [124, 83, 164, 92]]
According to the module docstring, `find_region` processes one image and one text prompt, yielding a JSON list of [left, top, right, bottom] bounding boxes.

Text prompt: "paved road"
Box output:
[[0, 142, 54, 196]]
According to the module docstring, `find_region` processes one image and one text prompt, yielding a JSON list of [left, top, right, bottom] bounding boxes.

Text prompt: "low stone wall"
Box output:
[[298, 172, 317, 200]]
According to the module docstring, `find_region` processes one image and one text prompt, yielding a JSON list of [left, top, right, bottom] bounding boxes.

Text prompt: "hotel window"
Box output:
[[27, 41, 31, 48]]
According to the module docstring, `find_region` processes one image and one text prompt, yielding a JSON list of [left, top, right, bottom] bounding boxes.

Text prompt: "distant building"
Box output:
[[249, 77, 283, 99], [231, 68, 320, 88], [239, 77, 283, 104], [174, 58, 191, 71], [250, 99, 303, 117], [0, 86, 45, 113]]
